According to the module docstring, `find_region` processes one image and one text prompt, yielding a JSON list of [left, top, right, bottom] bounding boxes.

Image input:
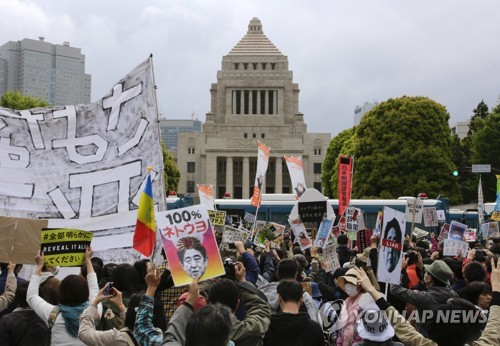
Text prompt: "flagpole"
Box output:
[[149, 54, 167, 211]]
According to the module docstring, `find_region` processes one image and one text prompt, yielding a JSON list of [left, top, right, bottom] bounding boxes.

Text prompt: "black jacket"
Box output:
[[336, 246, 353, 267], [263, 312, 324, 346], [0, 308, 50, 345]]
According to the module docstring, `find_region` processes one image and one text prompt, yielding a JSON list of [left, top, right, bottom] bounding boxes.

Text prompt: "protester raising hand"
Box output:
[[0, 262, 17, 313], [491, 257, 500, 293], [145, 263, 161, 297]]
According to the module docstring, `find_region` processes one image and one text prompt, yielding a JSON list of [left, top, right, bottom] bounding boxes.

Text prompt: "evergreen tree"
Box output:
[[0, 90, 49, 109], [351, 96, 461, 204], [162, 142, 180, 193]]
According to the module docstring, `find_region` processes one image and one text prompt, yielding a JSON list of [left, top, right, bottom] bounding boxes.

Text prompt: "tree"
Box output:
[[0, 90, 49, 109], [471, 112, 500, 201], [322, 127, 356, 198], [162, 142, 180, 193], [351, 96, 462, 204]]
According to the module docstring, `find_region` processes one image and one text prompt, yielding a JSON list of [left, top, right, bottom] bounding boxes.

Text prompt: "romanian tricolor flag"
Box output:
[[133, 170, 156, 257]]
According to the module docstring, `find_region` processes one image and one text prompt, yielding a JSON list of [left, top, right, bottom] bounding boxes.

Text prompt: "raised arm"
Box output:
[[0, 262, 17, 312]]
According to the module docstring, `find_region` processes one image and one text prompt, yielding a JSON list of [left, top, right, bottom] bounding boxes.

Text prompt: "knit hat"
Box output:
[[357, 294, 395, 342], [424, 260, 453, 285]]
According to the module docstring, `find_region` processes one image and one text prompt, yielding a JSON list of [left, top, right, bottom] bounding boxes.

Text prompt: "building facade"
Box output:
[[159, 118, 202, 154], [0, 37, 91, 105], [450, 120, 470, 139], [177, 18, 331, 199], [354, 101, 378, 125]]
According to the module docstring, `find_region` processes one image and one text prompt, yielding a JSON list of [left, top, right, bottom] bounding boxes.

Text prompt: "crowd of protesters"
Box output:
[[0, 225, 499, 346]]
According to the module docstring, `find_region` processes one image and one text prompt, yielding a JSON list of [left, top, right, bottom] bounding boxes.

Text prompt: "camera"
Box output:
[[222, 257, 237, 281]]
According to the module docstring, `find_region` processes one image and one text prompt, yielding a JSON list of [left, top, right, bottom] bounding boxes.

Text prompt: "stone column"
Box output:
[[226, 156, 233, 197], [242, 156, 249, 198], [275, 157, 282, 193]]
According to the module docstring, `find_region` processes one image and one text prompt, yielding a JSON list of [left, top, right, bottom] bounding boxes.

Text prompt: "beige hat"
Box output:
[[337, 268, 358, 291]]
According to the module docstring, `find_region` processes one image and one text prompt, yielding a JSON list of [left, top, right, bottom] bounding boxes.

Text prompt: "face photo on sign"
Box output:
[[382, 218, 403, 273], [177, 237, 208, 279], [448, 221, 467, 241]]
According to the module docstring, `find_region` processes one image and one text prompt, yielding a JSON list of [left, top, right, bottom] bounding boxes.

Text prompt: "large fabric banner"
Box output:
[[337, 156, 353, 216], [377, 207, 405, 284], [250, 141, 270, 207], [0, 57, 165, 263], [284, 156, 307, 199]]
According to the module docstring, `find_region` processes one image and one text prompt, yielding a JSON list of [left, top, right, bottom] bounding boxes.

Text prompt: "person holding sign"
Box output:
[[177, 237, 208, 280], [27, 247, 101, 346]]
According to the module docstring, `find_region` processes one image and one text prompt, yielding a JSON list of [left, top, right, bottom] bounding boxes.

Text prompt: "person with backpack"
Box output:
[[27, 247, 100, 346], [78, 263, 166, 345]]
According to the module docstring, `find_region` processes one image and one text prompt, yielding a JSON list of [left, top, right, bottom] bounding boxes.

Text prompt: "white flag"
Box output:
[[251, 141, 270, 207], [284, 156, 307, 199]]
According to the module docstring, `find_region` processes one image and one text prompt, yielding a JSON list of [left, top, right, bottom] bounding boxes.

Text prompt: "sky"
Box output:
[[1, 0, 500, 137]]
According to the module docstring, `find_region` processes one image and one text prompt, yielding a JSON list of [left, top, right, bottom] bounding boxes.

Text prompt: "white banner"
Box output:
[[197, 184, 215, 210], [0, 58, 165, 262], [377, 207, 405, 285], [423, 207, 439, 227], [250, 141, 270, 207], [284, 156, 307, 199], [443, 239, 469, 257]]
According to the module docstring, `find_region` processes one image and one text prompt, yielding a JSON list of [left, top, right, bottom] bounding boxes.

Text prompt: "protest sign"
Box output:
[[449, 220, 467, 241], [438, 223, 450, 241], [322, 243, 341, 273], [443, 239, 469, 257], [41, 228, 93, 266], [250, 141, 270, 207], [255, 222, 285, 247], [345, 206, 364, 232], [377, 207, 405, 285], [481, 221, 500, 239], [464, 230, 477, 242], [413, 227, 429, 240], [373, 211, 383, 237], [437, 210, 446, 222], [288, 216, 312, 251], [208, 210, 226, 226], [197, 184, 215, 211], [0, 216, 48, 264], [244, 212, 256, 224], [406, 198, 423, 224], [314, 216, 334, 248], [331, 226, 341, 238], [423, 207, 439, 227], [357, 229, 373, 251], [222, 225, 251, 244], [157, 205, 225, 286]]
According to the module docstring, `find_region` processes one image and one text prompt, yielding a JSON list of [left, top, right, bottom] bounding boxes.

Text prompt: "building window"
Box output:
[[252, 133, 256, 138], [188, 147, 195, 155], [262, 63, 267, 70], [244, 133, 248, 138], [235, 90, 241, 114], [314, 148, 322, 156], [243, 63, 248, 70], [260, 90, 266, 114], [314, 163, 322, 174], [252, 63, 258, 70], [261, 133, 265, 138], [244, 90, 249, 114], [187, 181, 195, 193], [271, 63, 276, 70], [268, 90, 274, 114], [187, 162, 195, 173], [252, 90, 258, 114], [234, 63, 239, 70]]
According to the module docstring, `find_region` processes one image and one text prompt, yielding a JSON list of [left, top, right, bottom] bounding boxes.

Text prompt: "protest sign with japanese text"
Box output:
[[288, 215, 311, 251], [157, 205, 224, 286], [41, 228, 93, 266], [449, 220, 467, 241], [322, 243, 341, 273], [197, 184, 215, 211], [208, 210, 226, 226], [443, 239, 469, 257], [423, 207, 439, 227]]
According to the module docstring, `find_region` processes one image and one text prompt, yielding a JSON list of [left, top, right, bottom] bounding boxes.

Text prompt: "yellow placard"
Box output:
[[41, 228, 93, 267]]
